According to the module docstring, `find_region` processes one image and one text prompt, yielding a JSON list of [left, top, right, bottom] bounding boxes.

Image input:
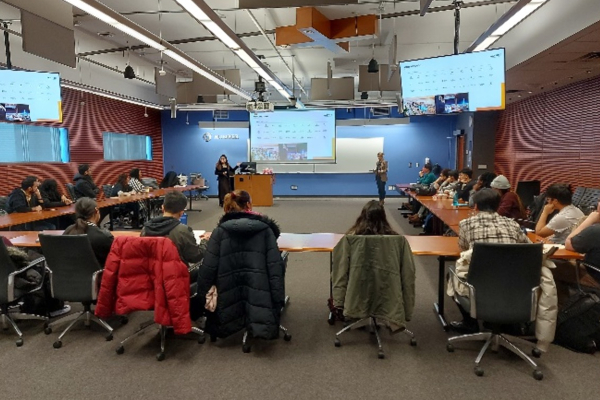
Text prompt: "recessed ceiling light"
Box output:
[[97, 31, 114, 37]]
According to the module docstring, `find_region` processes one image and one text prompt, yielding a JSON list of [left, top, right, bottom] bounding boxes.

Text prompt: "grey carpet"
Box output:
[[1, 197, 598, 399]]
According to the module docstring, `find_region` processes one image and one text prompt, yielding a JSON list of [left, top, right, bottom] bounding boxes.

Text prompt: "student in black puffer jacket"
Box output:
[[198, 190, 285, 340]]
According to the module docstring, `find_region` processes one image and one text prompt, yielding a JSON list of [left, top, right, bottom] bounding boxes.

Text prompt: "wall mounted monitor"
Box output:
[[400, 48, 505, 116], [250, 110, 336, 163], [0, 69, 62, 122]]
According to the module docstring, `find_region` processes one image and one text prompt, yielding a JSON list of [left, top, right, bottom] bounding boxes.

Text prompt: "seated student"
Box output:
[[6, 176, 56, 230], [416, 163, 436, 185], [128, 168, 149, 220], [197, 190, 285, 340], [455, 168, 477, 203], [73, 164, 99, 199], [535, 183, 584, 244], [490, 175, 526, 220], [467, 172, 496, 207], [39, 179, 73, 208], [159, 171, 179, 188], [451, 188, 531, 332], [409, 169, 451, 225], [141, 191, 207, 268], [64, 198, 114, 267], [110, 173, 141, 228]]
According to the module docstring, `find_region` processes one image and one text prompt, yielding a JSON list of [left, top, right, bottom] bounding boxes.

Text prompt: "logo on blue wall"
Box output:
[[202, 132, 212, 142]]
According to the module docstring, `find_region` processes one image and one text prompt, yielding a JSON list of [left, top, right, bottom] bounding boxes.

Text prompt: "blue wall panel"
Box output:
[[162, 110, 457, 196]]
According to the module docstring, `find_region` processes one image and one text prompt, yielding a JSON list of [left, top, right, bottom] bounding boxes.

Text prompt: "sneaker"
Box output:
[[49, 305, 71, 318]]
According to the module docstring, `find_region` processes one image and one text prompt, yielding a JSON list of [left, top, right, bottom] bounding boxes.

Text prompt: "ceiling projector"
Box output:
[[246, 101, 274, 113]]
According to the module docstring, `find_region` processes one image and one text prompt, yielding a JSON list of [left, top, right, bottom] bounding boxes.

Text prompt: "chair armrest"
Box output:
[[7, 257, 47, 302], [448, 265, 474, 294]]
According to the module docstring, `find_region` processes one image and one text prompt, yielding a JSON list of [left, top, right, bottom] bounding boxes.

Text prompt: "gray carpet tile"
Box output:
[[1, 197, 598, 399]]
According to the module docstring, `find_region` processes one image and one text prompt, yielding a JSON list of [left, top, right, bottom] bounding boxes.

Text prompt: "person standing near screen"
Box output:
[[215, 154, 240, 207], [375, 152, 388, 206]]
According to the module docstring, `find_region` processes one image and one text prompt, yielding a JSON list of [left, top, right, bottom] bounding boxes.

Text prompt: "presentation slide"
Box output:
[[250, 110, 336, 163], [0, 70, 62, 122], [400, 48, 505, 115]]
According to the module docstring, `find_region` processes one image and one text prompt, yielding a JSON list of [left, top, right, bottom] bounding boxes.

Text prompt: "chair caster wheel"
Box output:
[[242, 344, 251, 353], [532, 348, 542, 358], [283, 334, 292, 342], [16, 338, 23, 347], [116, 346, 125, 355], [474, 366, 484, 377], [446, 343, 454, 352], [198, 335, 206, 344], [156, 352, 165, 361], [533, 370, 544, 380], [53, 341, 62, 349], [334, 338, 341, 347], [106, 334, 113, 341], [410, 338, 417, 346], [120, 316, 129, 325], [44, 327, 52, 335], [378, 351, 385, 359]]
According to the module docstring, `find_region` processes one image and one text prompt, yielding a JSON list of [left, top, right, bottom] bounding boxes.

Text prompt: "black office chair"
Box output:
[[0, 241, 48, 346], [332, 235, 417, 359], [447, 242, 544, 380], [0, 196, 8, 216], [65, 183, 78, 201], [571, 186, 587, 208], [515, 180, 540, 210], [577, 188, 600, 215], [38, 234, 114, 348]]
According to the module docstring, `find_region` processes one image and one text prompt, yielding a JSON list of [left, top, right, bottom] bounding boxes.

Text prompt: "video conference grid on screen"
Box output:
[[400, 48, 505, 116], [0, 70, 62, 122], [250, 110, 336, 163]]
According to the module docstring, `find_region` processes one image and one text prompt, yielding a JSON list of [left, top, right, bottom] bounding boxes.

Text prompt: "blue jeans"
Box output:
[[376, 179, 386, 201]]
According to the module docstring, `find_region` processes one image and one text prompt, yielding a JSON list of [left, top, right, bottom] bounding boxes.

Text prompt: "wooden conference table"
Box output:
[[0, 185, 204, 230]]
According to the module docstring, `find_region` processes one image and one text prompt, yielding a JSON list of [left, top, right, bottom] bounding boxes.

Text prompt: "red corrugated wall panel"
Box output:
[[495, 75, 600, 191], [0, 87, 163, 197]]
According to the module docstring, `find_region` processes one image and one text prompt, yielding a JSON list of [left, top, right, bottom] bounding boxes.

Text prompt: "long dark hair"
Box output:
[[129, 168, 141, 180], [347, 200, 398, 235], [223, 190, 251, 213], [216, 154, 229, 169], [115, 173, 128, 187], [64, 198, 97, 234], [39, 179, 60, 199]]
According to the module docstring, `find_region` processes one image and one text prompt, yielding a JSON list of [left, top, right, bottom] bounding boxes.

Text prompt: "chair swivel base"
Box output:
[[1, 310, 48, 347], [45, 309, 113, 348], [447, 332, 543, 380], [115, 319, 205, 361], [240, 325, 291, 353], [334, 317, 416, 359]]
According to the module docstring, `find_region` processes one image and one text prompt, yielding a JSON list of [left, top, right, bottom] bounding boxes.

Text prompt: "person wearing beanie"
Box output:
[[491, 175, 525, 220]]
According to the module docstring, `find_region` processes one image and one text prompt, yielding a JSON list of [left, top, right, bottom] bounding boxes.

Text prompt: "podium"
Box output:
[[234, 174, 273, 207]]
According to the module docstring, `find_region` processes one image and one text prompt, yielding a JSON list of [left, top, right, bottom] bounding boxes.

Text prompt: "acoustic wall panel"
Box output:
[[310, 77, 354, 100], [155, 68, 178, 99], [495, 74, 600, 191], [21, 11, 76, 67], [5, 0, 73, 29]]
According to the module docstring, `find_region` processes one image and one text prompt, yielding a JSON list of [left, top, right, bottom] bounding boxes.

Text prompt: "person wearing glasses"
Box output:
[[535, 184, 584, 244]]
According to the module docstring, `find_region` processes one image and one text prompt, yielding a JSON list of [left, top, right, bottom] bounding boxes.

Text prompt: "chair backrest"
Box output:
[[468, 242, 543, 324], [577, 188, 600, 215], [0, 195, 8, 215], [0, 240, 18, 304], [515, 180, 540, 210], [39, 234, 103, 303], [101, 184, 113, 199], [571, 186, 587, 207], [65, 183, 77, 201]]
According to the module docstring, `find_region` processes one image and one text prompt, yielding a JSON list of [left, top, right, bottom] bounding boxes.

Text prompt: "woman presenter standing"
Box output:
[[215, 154, 239, 207], [375, 152, 388, 205]]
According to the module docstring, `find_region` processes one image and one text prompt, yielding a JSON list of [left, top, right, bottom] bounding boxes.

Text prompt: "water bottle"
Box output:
[[180, 211, 188, 225], [452, 192, 459, 207]]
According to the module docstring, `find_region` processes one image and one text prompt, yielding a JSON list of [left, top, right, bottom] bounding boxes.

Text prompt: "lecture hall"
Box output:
[[0, 0, 599, 398]]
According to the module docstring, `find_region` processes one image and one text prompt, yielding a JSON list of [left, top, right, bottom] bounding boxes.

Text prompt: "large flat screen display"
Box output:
[[250, 110, 335, 163], [400, 48, 505, 116], [0, 70, 62, 122]]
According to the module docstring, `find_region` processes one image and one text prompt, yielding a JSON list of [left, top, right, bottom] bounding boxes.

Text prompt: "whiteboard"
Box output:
[[258, 137, 384, 174]]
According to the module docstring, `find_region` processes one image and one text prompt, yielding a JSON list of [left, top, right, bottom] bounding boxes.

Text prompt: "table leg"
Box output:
[[186, 190, 201, 212], [434, 255, 449, 331]]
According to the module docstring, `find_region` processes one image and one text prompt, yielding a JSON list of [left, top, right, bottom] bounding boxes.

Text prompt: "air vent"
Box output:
[[214, 110, 229, 120], [506, 89, 524, 94], [580, 52, 600, 60], [372, 107, 391, 117]]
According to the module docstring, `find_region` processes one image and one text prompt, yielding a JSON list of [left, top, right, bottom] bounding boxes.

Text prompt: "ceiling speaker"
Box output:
[[124, 65, 135, 79], [367, 58, 379, 74]]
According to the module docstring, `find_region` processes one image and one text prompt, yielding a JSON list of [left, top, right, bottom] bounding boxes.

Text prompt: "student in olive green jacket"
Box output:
[[332, 201, 416, 331]]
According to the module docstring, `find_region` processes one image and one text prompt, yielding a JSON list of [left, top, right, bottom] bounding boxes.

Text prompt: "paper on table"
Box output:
[[193, 230, 206, 244]]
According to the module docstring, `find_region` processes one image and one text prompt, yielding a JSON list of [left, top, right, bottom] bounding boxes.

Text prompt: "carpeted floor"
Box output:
[[1, 197, 598, 399]]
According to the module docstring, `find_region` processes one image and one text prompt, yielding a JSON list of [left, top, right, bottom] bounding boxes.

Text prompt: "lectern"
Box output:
[[234, 174, 273, 207]]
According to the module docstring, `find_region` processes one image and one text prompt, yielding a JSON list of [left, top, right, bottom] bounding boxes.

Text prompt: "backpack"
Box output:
[[553, 263, 600, 353]]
